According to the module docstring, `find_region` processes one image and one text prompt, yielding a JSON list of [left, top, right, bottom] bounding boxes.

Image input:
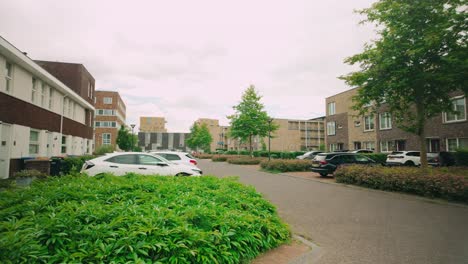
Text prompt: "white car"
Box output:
[[149, 151, 199, 167], [80, 152, 202, 176], [386, 151, 421, 166], [296, 151, 323, 160]]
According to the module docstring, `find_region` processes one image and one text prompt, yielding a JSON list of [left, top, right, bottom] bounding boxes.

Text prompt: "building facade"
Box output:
[[194, 117, 325, 152], [0, 37, 94, 178], [94, 91, 127, 149], [138, 132, 190, 151], [325, 88, 468, 152], [139, 116, 167, 132]]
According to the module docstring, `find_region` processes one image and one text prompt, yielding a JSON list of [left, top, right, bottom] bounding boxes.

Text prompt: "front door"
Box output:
[[0, 124, 12, 179]]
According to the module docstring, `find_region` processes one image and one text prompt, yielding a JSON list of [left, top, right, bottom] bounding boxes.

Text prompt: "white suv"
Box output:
[[386, 151, 420, 166], [149, 151, 199, 167]]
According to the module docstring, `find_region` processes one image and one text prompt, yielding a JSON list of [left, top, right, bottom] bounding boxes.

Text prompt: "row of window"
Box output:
[[329, 138, 467, 153], [95, 121, 117, 128], [327, 96, 466, 123], [29, 130, 72, 155], [96, 109, 116, 116]]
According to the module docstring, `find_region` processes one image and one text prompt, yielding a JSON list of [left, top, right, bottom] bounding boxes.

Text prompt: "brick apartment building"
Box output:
[[139, 116, 167, 132], [0, 37, 95, 178], [195, 117, 325, 152], [325, 88, 468, 152], [94, 91, 127, 149]]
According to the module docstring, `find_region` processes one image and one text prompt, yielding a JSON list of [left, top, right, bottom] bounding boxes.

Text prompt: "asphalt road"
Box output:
[[198, 160, 468, 264]]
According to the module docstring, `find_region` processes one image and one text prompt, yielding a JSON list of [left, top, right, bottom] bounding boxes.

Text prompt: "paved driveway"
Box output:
[[199, 160, 468, 264]]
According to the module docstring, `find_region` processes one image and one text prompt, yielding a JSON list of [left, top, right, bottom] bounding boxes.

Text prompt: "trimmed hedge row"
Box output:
[[334, 165, 468, 203], [219, 151, 307, 159], [211, 155, 229, 162], [227, 157, 264, 165], [193, 154, 214, 159], [61, 155, 96, 174], [0, 174, 290, 263], [260, 159, 313, 172]]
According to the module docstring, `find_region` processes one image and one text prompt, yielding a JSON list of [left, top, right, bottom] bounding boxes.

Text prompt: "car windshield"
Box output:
[[390, 151, 403, 155]]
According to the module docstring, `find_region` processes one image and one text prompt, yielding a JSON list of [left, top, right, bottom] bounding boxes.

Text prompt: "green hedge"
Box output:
[[0, 174, 290, 263], [334, 165, 468, 203], [211, 155, 229, 162], [227, 157, 264, 165], [362, 153, 388, 164], [194, 154, 214, 159], [222, 151, 306, 159], [61, 155, 96, 175], [260, 159, 313, 172]]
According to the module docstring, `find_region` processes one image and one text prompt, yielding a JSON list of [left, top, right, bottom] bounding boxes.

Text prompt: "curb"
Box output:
[[289, 235, 324, 264]]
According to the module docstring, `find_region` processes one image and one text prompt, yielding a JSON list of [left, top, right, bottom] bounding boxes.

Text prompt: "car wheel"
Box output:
[[404, 161, 415, 166], [176, 172, 190, 177], [319, 172, 328, 177]]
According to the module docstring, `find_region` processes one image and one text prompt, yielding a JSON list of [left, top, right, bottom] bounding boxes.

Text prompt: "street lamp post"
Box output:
[[130, 124, 136, 151], [268, 118, 273, 161]]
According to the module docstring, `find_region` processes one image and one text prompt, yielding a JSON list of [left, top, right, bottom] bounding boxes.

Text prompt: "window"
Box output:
[[395, 140, 406, 151], [379, 112, 392, 130], [31, 78, 37, 103], [380, 141, 395, 152], [40, 82, 46, 107], [5, 62, 12, 92], [329, 143, 338, 152], [102, 133, 111, 145], [363, 141, 375, 150], [328, 102, 336, 115], [426, 138, 440, 153], [103, 97, 113, 104], [139, 154, 163, 165], [29, 130, 39, 155], [106, 154, 137, 164], [61, 136, 67, 153], [446, 138, 468, 151], [96, 109, 116, 116], [364, 115, 375, 131], [164, 154, 181, 161], [327, 122, 336, 135], [95, 121, 117, 128], [87, 81, 91, 98], [445, 97, 466, 122], [49, 88, 53, 109], [353, 142, 362, 150]]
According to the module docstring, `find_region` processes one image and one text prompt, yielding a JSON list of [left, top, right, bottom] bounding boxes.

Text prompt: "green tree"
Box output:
[[341, 0, 467, 168], [186, 123, 213, 152], [228, 85, 278, 156], [116, 126, 138, 151]]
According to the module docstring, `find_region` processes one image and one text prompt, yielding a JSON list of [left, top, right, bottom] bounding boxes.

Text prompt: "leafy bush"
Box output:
[[94, 145, 114, 155], [334, 165, 468, 203], [362, 153, 388, 164], [260, 159, 313, 172], [14, 169, 48, 179], [61, 155, 96, 175], [0, 174, 290, 263], [454, 149, 468, 166], [227, 157, 264, 165], [211, 155, 228, 162]]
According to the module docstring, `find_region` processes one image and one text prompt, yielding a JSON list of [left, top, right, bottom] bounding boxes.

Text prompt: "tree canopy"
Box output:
[[116, 126, 138, 151], [228, 85, 278, 156], [186, 123, 213, 153], [341, 0, 467, 167]]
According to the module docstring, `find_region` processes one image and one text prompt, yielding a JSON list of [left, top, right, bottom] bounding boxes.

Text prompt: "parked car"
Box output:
[[149, 151, 199, 167], [311, 152, 377, 177], [350, 149, 374, 154], [81, 152, 203, 176], [296, 151, 323, 160], [386, 151, 421, 166], [427, 152, 456, 167]]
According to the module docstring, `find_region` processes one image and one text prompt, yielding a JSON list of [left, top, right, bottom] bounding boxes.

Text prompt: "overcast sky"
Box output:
[[1, 0, 376, 132]]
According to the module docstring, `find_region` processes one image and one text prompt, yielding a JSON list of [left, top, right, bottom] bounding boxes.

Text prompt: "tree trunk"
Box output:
[[416, 102, 428, 169], [249, 134, 253, 157]]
